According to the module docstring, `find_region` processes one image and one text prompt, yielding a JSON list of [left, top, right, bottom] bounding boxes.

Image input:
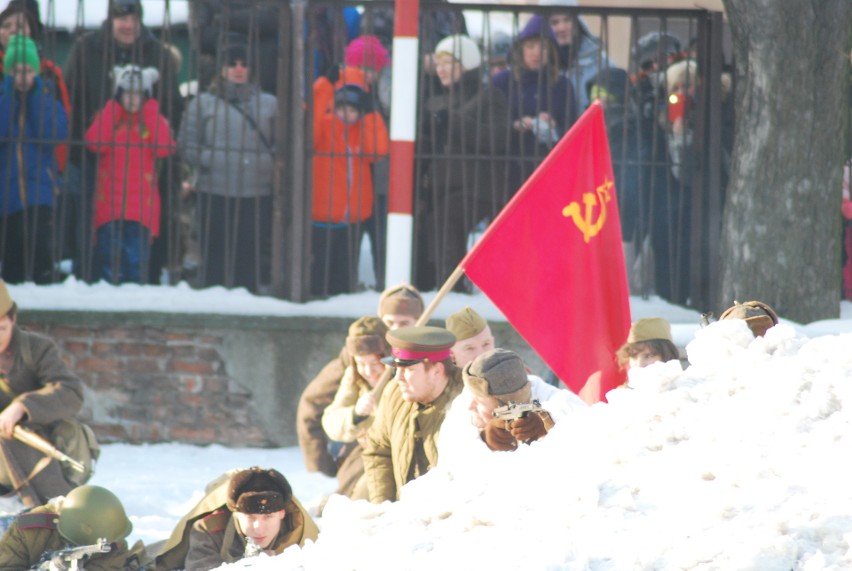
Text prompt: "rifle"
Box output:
[[33, 537, 111, 571], [492, 400, 543, 422], [12, 426, 86, 474]]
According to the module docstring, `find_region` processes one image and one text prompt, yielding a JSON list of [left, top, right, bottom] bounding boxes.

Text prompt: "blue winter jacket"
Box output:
[[0, 75, 68, 215]]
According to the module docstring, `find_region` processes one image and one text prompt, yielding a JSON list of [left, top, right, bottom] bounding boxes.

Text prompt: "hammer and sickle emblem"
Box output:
[[561, 178, 614, 243]]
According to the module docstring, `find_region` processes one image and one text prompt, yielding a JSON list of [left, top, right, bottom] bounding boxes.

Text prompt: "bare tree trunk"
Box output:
[[719, 0, 851, 323]]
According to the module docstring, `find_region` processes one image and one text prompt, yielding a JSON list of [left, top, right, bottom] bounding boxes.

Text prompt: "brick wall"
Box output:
[[24, 322, 269, 446]]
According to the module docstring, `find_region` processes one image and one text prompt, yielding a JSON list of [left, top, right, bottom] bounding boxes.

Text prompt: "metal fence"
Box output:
[[0, 0, 731, 309]]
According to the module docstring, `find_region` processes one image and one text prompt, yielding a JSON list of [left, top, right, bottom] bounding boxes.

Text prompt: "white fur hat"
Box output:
[[113, 64, 159, 97], [434, 34, 481, 71]]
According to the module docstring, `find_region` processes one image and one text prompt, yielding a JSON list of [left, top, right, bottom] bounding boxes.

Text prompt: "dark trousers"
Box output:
[[0, 206, 55, 284], [94, 220, 151, 284], [197, 193, 272, 293], [311, 222, 364, 297]]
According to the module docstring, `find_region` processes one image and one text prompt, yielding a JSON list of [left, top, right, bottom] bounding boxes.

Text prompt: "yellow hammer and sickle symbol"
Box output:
[[561, 178, 614, 243]]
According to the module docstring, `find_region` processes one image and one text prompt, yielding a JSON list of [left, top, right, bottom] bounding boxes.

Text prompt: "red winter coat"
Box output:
[[85, 98, 175, 237]]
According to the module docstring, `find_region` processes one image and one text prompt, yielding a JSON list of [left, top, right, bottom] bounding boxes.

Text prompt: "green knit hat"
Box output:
[[4, 34, 39, 73]]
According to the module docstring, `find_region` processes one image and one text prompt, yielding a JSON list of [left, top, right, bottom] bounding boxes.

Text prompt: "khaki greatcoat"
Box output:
[[155, 470, 319, 570], [362, 367, 463, 503], [0, 327, 84, 506]]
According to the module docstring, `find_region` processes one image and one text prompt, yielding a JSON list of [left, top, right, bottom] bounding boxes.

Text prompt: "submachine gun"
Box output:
[[33, 538, 111, 571]]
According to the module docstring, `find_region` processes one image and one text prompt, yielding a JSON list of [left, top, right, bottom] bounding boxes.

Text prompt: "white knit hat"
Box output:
[[113, 64, 159, 97], [434, 34, 481, 71]]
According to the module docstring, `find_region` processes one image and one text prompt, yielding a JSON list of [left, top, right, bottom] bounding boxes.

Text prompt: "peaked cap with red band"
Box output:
[[381, 326, 456, 367]]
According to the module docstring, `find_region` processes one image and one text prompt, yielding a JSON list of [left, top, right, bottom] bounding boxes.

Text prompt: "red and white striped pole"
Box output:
[[385, 0, 420, 286]]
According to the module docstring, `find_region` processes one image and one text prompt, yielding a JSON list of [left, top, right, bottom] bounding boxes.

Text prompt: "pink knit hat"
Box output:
[[345, 35, 390, 72]]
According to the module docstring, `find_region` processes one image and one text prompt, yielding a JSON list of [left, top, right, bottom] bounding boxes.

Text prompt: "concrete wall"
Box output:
[[19, 311, 545, 448]]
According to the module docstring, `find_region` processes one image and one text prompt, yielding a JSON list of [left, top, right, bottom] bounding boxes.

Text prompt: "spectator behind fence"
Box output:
[[344, 34, 391, 289], [414, 35, 510, 292], [0, 35, 67, 284], [311, 81, 389, 297], [85, 65, 176, 284], [630, 31, 687, 304], [544, 2, 615, 114], [64, 0, 183, 283], [492, 15, 576, 191], [178, 37, 276, 294], [0, 0, 71, 175], [192, 0, 283, 94]]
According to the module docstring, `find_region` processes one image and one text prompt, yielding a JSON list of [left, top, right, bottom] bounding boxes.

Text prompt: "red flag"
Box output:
[[460, 102, 631, 403]]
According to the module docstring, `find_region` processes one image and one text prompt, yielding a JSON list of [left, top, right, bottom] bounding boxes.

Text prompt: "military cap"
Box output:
[[228, 467, 292, 515], [377, 283, 424, 319], [463, 348, 530, 402], [719, 300, 778, 337], [445, 306, 488, 341], [381, 326, 456, 367], [345, 316, 390, 357], [0, 280, 12, 316], [627, 317, 673, 344]]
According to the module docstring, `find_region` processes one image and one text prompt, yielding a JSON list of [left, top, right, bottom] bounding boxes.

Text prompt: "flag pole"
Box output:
[[370, 266, 465, 399]]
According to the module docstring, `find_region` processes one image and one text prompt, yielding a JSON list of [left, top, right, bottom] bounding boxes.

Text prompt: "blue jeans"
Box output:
[[95, 221, 151, 284]]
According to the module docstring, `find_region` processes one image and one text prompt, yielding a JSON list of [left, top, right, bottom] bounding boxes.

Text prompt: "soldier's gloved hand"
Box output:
[[482, 418, 518, 451], [509, 411, 553, 443]]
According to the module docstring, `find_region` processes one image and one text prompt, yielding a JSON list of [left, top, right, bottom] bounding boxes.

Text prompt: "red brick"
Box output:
[[178, 376, 203, 394], [170, 425, 217, 443], [179, 393, 207, 406], [164, 332, 194, 342], [142, 344, 169, 358], [50, 325, 91, 338], [169, 345, 197, 359], [64, 341, 90, 354], [76, 356, 121, 373], [169, 360, 214, 374], [91, 341, 113, 355], [124, 359, 162, 373], [116, 343, 143, 356]]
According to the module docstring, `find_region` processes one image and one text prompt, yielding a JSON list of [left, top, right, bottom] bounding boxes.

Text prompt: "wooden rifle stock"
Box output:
[[12, 425, 86, 474]]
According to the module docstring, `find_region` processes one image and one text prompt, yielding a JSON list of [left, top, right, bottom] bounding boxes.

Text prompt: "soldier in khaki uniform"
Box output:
[[321, 317, 390, 501], [362, 326, 463, 503], [445, 306, 496, 367], [0, 485, 149, 570], [296, 283, 423, 477], [156, 467, 318, 570], [0, 280, 85, 506]]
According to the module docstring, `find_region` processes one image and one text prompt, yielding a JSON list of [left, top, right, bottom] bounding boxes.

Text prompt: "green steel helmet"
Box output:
[[57, 486, 133, 545]]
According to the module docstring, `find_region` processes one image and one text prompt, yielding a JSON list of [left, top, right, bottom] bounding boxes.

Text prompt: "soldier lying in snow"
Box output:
[[155, 467, 318, 570]]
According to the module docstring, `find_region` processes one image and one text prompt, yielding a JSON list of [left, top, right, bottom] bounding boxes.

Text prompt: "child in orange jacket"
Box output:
[[311, 83, 388, 296], [85, 64, 175, 283]]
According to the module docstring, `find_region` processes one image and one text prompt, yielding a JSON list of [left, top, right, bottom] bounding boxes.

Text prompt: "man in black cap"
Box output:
[[362, 326, 463, 503], [156, 467, 319, 570]]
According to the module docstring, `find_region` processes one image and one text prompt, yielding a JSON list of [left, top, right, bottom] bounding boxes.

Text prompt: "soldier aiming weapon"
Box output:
[[33, 537, 111, 571]]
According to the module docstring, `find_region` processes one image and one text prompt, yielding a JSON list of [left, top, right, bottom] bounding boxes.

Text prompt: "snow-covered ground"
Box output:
[[4, 280, 852, 569]]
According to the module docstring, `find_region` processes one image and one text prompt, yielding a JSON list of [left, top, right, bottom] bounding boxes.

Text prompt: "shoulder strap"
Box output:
[[16, 511, 58, 530], [226, 99, 274, 159]]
